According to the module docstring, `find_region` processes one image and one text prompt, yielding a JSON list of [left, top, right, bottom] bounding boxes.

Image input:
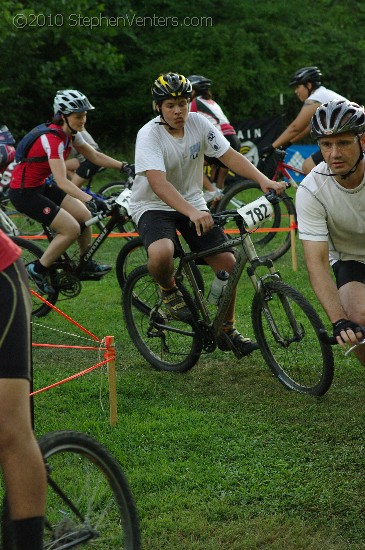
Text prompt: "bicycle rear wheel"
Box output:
[[1, 192, 43, 236], [10, 236, 59, 318], [122, 265, 203, 372], [251, 280, 334, 396], [39, 430, 141, 549], [217, 180, 296, 261]]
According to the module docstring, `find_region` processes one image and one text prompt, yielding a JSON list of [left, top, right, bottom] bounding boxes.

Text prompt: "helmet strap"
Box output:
[[314, 141, 364, 180], [63, 115, 78, 135]]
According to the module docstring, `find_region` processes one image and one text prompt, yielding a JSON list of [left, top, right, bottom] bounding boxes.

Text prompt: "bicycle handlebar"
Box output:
[[121, 163, 135, 188], [319, 326, 365, 348]]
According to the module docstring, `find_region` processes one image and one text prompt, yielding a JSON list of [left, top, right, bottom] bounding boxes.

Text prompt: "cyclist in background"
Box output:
[[296, 100, 365, 364], [188, 74, 241, 195], [0, 230, 46, 549], [130, 72, 286, 355], [262, 67, 348, 174], [9, 89, 125, 294], [65, 129, 105, 187], [0, 124, 16, 170]]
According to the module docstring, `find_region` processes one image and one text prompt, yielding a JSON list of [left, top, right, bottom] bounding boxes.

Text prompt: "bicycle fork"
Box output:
[[256, 280, 305, 347]]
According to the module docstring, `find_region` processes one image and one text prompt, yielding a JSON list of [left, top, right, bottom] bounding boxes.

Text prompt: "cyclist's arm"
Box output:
[[272, 102, 320, 148], [302, 240, 361, 347], [146, 169, 213, 236], [218, 148, 286, 194], [73, 142, 124, 171], [49, 158, 94, 202]]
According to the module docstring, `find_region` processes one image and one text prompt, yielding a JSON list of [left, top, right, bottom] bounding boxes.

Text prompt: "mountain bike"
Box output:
[[213, 149, 302, 261], [10, 191, 132, 318], [1, 430, 141, 549], [122, 190, 334, 396]]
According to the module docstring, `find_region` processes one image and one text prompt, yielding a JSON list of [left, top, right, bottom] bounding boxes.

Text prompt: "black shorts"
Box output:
[[9, 181, 66, 225], [311, 150, 324, 165], [76, 159, 104, 179], [0, 259, 31, 379], [137, 210, 231, 255], [332, 260, 365, 289], [205, 134, 241, 168]]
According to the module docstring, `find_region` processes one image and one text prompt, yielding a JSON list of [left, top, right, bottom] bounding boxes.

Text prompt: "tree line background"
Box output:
[[2, 0, 365, 155]]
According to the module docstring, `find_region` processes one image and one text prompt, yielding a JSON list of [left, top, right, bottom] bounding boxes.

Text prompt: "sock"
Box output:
[[223, 319, 235, 332], [159, 279, 176, 293], [11, 516, 44, 550], [33, 260, 48, 275]]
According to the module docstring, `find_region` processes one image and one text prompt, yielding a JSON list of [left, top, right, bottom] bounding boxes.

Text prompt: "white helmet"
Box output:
[[53, 89, 95, 115]]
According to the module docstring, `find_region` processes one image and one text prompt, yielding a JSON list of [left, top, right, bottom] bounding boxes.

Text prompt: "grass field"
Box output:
[[8, 172, 365, 549]]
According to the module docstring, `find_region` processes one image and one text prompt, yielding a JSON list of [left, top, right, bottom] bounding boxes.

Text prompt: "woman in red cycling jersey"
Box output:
[[9, 90, 124, 294]]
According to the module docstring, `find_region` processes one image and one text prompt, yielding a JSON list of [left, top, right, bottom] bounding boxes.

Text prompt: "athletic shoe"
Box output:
[[160, 286, 192, 321], [218, 325, 259, 356], [26, 263, 55, 294], [83, 259, 112, 275]]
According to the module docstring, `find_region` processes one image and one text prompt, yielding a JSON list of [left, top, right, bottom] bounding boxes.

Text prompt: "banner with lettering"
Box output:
[[233, 116, 283, 167]]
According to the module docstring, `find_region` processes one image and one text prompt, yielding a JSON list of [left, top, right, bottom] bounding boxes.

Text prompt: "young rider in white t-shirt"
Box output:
[[130, 72, 286, 356], [296, 99, 365, 363]]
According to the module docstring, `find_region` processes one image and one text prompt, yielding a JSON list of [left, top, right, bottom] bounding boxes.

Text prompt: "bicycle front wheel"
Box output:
[[217, 180, 296, 261], [38, 430, 141, 549], [252, 280, 334, 396], [123, 265, 203, 372], [10, 236, 59, 318], [116, 236, 147, 290]]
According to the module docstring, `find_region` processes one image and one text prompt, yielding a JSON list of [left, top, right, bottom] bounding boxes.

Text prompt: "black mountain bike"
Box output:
[[10, 190, 132, 318], [122, 190, 335, 396]]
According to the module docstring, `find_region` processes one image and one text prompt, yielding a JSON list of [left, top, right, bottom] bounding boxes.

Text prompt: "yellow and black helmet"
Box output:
[[151, 73, 192, 102]]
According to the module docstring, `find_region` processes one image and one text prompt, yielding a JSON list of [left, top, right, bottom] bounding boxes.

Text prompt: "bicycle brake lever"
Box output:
[[318, 328, 337, 346], [264, 189, 280, 204]]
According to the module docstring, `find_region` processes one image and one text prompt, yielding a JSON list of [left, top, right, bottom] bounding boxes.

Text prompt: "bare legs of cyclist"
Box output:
[[0, 380, 46, 549], [147, 238, 258, 356], [339, 282, 365, 365], [27, 196, 110, 293]]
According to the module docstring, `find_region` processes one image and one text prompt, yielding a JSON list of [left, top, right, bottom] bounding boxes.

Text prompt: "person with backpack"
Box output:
[[9, 90, 125, 294]]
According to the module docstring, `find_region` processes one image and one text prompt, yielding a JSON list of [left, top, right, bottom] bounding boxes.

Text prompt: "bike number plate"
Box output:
[[237, 196, 273, 229], [115, 188, 132, 214]]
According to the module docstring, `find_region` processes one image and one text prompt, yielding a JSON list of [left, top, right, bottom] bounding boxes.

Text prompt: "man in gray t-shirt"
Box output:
[[296, 99, 365, 364]]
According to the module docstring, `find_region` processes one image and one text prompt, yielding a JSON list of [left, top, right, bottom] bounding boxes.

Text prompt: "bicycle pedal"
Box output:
[[79, 273, 107, 281]]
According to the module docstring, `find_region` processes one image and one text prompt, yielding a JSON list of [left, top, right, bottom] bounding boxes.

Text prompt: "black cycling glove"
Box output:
[[87, 197, 109, 215], [260, 145, 275, 160], [332, 319, 363, 338]]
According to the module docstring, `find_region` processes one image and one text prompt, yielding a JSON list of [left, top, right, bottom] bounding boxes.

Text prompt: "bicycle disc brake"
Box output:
[[55, 272, 82, 297]]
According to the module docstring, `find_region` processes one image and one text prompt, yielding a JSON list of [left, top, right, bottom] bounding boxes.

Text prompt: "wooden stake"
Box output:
[[105, 336, 117, 426], [289, 214, 297, 272]]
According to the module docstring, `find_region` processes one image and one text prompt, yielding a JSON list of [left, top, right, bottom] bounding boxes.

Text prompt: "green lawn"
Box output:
[[9, 171, 365, 549]]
